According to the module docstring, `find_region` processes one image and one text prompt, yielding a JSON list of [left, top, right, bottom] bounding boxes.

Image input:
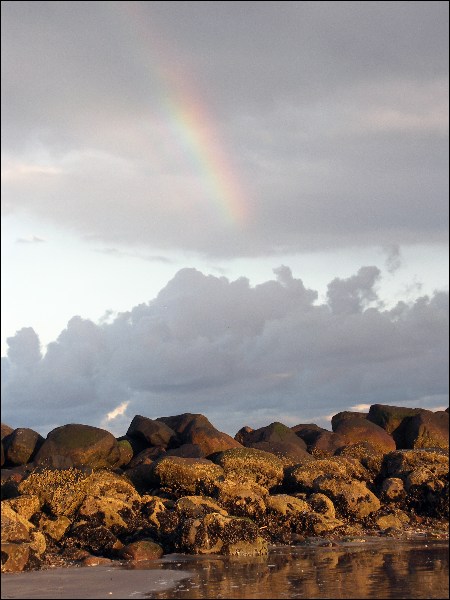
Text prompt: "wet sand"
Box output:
[[0, 564, 193, 599]]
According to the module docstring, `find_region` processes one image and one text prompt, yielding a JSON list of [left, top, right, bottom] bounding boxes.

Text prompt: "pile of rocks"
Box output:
[[1, 405, 448, 572]]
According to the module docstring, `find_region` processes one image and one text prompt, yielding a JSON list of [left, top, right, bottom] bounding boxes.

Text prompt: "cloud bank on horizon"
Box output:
[[2, 266, 448, 436], [1, 1, 448, 256], [1, 2, 448, 435]]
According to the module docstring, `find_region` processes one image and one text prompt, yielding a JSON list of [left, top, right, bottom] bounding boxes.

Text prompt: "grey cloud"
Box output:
[[1, 2, 448, 258], [16, 235, 46, 244], [2, 266, 448, 436], [384, 244, 402, 274]]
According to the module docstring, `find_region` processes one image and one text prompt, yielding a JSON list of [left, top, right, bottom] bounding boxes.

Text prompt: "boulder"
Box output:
[[3, 428, 44, 466], [335, 442, 384, 476], [157, 413, 242, 456], [400, 411, 449, 450], [331, 411, 368, 431], [120, 539, 164, 561], [367, 404, 424, 446], [333, 418, 396, 454], [178, 511, 266, 556], [1, 542, 30, 572], [34, 424, 121, 469], [148, 456, 224, 496], [313, 476, 381, 519], [1, 423, 14, 440], [116, 439, 134, 467], [175, 495, 227, 519], [308, 431, 347, 457], [217, 478, 267, 521], [210, 447, 284, 489], [237, 422, 313, 465], [127, 415, 177, 449], [285, 457, 370, 493], [18, 468, 90, 517], [264, 494, 343, 538]]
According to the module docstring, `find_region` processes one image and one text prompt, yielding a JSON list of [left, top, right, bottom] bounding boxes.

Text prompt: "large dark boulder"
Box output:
[[331, 411, 367, 431], [333, 417, 396, 454], [237, 422, 312, 465], [157, 413, 241, 456], [34, 424, 121, 469], [1, 424, 14, 440], [400, 411, 449, 450], [3, 428, 44, 467], [126, 415, 177, 449], [367, 404, 426, 447]]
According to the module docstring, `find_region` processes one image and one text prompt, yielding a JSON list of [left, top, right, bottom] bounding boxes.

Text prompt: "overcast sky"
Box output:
[[1, 1, 448, 436]]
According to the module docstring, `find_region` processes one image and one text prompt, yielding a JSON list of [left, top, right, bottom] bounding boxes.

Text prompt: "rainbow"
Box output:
[[109, 1, 250, 226]]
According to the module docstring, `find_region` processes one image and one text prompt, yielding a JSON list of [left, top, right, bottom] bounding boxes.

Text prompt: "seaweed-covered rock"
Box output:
[[333, 418, 396, 454], [3, 428, 44, 467], [210, 447, 284, 489], [120, 539, 164, 561], [34, 424, 121, 469], [66, 522, 123, 556], [148, 456, 224, 496], [264, 494, 343, 538], [379, 478, 406, 503], [178, 511, 266, 556], [157, 413, 241, 456]]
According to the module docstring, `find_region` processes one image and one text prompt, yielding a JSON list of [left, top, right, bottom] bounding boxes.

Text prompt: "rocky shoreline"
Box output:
[[1, 404, 448, 573]]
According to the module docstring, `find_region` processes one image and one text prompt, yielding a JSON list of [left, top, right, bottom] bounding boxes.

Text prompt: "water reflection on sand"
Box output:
[[145, 539, 449, 599], [1, 539, 448, 599]]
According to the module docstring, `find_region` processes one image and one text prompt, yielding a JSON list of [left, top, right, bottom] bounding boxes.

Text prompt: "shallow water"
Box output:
[[1, 539, 448, 599]]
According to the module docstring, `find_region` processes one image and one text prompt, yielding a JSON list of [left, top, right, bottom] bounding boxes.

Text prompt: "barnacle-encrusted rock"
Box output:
[[175, 495, 227, 519], [18, 468, 89, 517], [263, 494, 343, 538], [285, 457, 370, 492], [3, 494, 41, 520], [210, 447, 284, 489], [216, 478, 268, 521], [148, 456, 224, 496], [312, 476, 381, 519]]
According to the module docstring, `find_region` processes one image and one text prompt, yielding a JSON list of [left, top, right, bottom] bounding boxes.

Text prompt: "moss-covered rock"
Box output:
[[210, 447, 284, 489], [34, 424, 121, 469]]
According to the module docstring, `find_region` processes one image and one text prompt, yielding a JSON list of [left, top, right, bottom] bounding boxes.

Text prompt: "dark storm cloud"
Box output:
[[2, 267, 448, 435], [1, 1, 448, 257]]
